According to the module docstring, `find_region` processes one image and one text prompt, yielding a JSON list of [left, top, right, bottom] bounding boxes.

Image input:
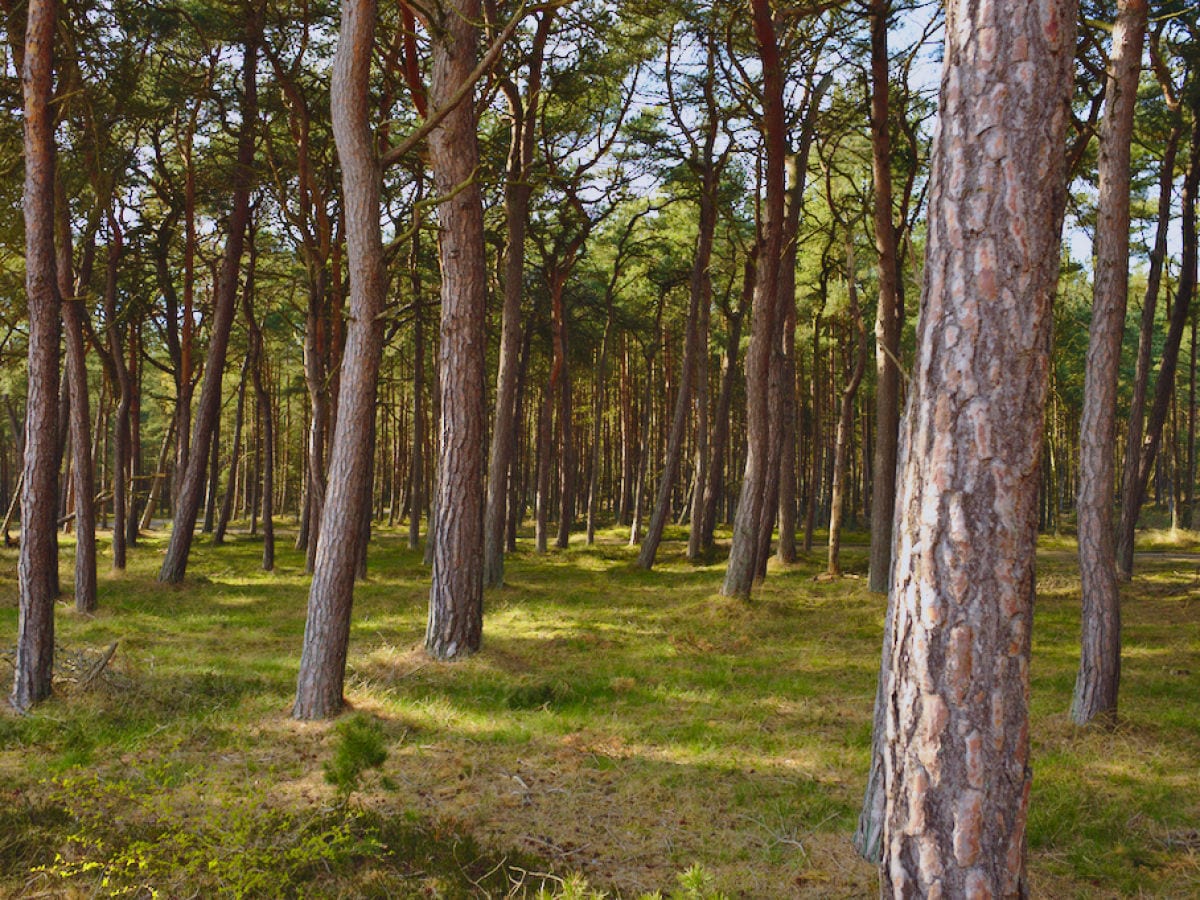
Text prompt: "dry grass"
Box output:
[[0, 522, 1197, 897]]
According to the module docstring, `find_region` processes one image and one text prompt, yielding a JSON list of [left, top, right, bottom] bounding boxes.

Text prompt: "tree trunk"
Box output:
[[215, 356, 252, 546], [867, 0, 905, 595], [640, 186, 716, 569], [244, 230, 275, 571], [11, 0, 60, 711], [827, 247, 867, 578], [875, 1, 1075, 891], [203, 412, 220, 533], [55, 175, 96, 613], [722, 0, 786, 599], [408, 201, 425, 551], [140, 419, 175, 530], [104, 217, 131, 571], [484, 11, 552, 585], [425, 0, 487, 660], [1072, 0, 1146, 726], [294, 0, 386, 718], [1115, 92, 1199, 576], [158, 10, 259, 583]]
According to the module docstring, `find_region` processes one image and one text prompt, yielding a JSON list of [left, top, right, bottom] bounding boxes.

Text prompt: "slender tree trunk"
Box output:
[[722, 0, 786, 598], [203, 414, 220, 533], [640, 188, 716, 569], [1116, 94, 1199, 576], [55, 176, 96, 613], [244, 231, 275, 571], [141, 419, 175, 530], [875, 1, 1075, 890], [1072, 0, 1146, 726], [408, 204, 425, 551], [702, 261, 751, 552], [484, 12, 551, 585], [1115, 121, 1181, 557], [12, 0, 60, 711], [867, 0, 904, 595], [535, 387, 552, 553], [215, 357, 252, 545], [158, 11, 259, 583], [827, 248, 867, 578], [104, 218, 131, 571], [294, 0, 386, 718]]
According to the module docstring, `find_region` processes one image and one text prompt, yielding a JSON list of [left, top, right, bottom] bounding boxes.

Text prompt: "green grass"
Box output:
[[1, 522, 1198, 897]]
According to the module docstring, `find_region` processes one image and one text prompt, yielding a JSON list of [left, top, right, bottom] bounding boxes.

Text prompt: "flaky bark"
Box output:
[[1073, 0, 1146, 726], [425, 0, 487, 660], [12, 0, 60, 711], [877, 0, 1075, 893], [293, 0, 386, 718]]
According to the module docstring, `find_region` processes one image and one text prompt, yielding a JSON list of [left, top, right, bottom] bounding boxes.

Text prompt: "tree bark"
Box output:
[[103, 216, 131, 570], [867, 0, 905, 595], [214, 357, 251, 546], [827, 247, 867, 578], [876, 0, 1075, 891], [12, 0, 60, 711], [640, 185, 716, 569], [55, 175, 97, 613], [244, 230, 275, 571], [1116, 92, 1199, 576], [158, 10, 260, 583], [722, 0, 786, 599], [425, 0, 487, 660], [484, 11, 552, 585], [1072, 0, 1146, 726], [294, 0, 386, 718]]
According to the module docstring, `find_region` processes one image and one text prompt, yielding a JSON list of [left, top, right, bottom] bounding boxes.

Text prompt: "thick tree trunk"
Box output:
[[12, 0, 60, 711], [1116, 95, 1199, 575], [867, 0, 904, 595], [722, 0, 786, 599], [425, 0, 487, 660], [875, 1, 1075, 892], [294, 0, 386, 718], [158, 12, 259, 583], [1072, 0, 1146, 726]]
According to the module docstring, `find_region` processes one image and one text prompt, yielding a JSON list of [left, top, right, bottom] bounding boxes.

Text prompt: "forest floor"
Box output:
[[0, 523, 1198, 898]]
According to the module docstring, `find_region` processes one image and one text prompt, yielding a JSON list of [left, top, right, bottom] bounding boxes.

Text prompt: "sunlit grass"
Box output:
[[0, 521, 1197, 896]]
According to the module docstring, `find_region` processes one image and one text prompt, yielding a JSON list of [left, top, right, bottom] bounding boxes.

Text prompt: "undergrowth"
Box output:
[[0, 522, 1197, 897]]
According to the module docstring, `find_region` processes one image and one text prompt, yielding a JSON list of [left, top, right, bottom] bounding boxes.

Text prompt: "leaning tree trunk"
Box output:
[[1114, 126, 1178, 575], [425, 0, 487, 661], [294, 0, 386, 718], [874, 0, 1075, 891], [866, 0, 904, 595], [1116, 98, 1199, 576], [640, 188, 715, 569], [158, 10, 259, 583], [12, 0, 60, 711], [722, 0, 786, 599], [1072, 0, 1146, 726]]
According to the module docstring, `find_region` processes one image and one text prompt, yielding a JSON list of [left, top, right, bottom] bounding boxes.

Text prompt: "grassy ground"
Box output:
[[1, 522, 1198, 898]]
